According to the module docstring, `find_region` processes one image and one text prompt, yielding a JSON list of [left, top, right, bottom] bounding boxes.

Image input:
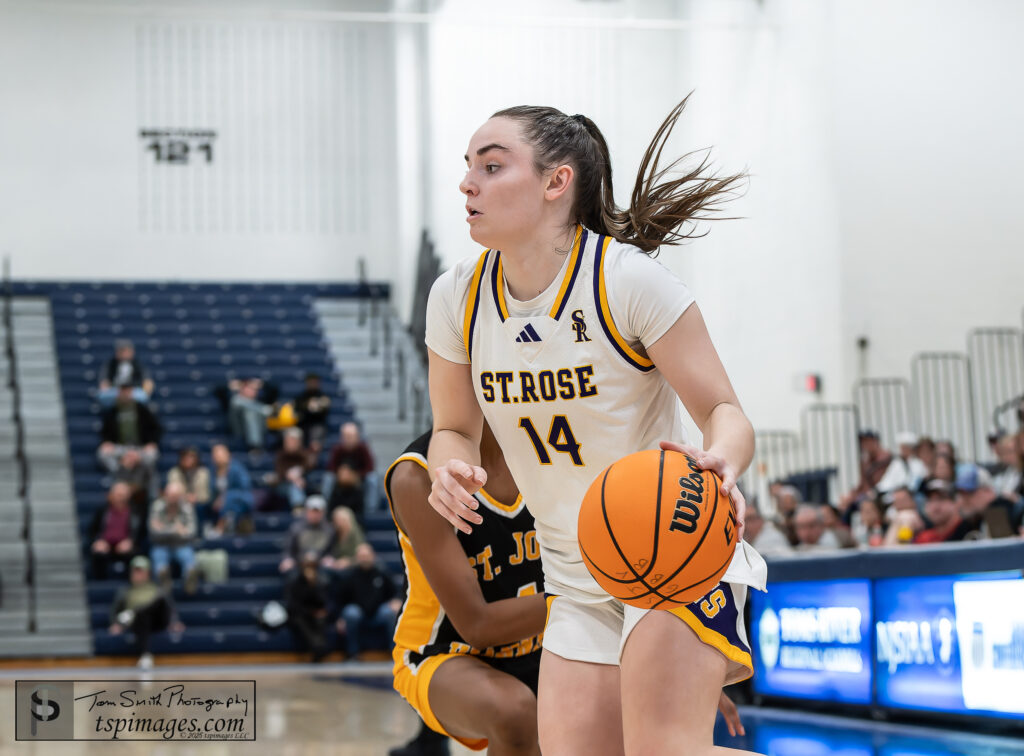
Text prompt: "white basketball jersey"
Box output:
[[457, 227, 692, 600]]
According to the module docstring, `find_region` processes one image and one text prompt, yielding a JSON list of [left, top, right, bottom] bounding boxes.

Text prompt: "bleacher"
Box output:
[[17, 280, 402, 657]]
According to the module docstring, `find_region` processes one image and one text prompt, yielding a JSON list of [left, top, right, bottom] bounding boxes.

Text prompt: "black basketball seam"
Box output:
[[618, 466, 721, 603], [600, 465, 651, 584], [596, 460, 671, 604], [650, 549, 734, 610], [649, 450, 665, 578]]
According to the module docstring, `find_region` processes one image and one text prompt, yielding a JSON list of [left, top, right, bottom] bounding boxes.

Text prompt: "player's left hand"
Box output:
[[659, 440, 746, 541], [717, 691, 745, 737]]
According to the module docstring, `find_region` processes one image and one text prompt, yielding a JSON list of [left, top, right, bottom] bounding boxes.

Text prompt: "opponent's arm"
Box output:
[[426, 348, 487, 534], [392, 459, 548, 650], [647, 303, 754, 535]]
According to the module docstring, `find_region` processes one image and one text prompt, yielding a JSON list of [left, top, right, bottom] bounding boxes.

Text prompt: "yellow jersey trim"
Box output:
[[595, 235, 654, 369], [669, 604, 754, 673], [547, 224, 585, 319], [462, 250, 489, 360], [384, 452, 429, 540], [475, 486, 523, 514]]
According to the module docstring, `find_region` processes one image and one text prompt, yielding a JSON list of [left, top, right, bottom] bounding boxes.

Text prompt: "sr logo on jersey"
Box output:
[[571, 309, 591, 342]]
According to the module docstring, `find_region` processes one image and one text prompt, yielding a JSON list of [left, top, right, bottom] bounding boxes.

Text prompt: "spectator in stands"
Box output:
[[88, 482, 142, 579], [334, 543, 401, 660], [97, 380, 161, 482], [913, 478, 976, 544], [107, 555, 184, 670], [294, 373, 332, 453], [167, 447, 211, 511], [821, 504, 857, 548], [875, 431, 929, 496], [327, 422, 378, 513], [149, 481, 200, 594], [792, 504, 842, 552], [881, 486, 925, 545], [275, 427, 317, 510], [839, 430, 892, 512], [113, 447, 156, 508], [209, 443, 254, 536], [279, 496, 336, 575], [933, 452, 956, 484], [851, 493, 887, 547], [743, 500, 793, 558], [956, 463, 1023, 538], [768, 483, 802, 545], [323, 506, 366, 571], [327, 464, 366, 523], [915, 436, 937, 475], [228, 378, 272, 450], [990, 434, 1024, 501], [935, 439, 957, 460], [97, 339, 153, 407], [284, 551, 332, 662]]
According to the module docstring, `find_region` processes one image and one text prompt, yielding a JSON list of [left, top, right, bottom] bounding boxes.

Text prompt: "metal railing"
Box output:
[[801, 403, 860, 504], [853, 377, 914, 451], [740, 430, 804, 516], [2, 258, 36, 632], [968, 328, 1024, 462], [911, 352, 977, 461]]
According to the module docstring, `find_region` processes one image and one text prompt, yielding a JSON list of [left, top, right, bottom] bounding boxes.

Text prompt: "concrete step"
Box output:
[[0, 607, 87, 630], [11, 299, 50, 314], [313, 300, 371, 316], [0, 634, 91, 657]]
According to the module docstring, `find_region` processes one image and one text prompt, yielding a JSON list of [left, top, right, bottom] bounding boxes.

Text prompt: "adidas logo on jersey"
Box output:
[[515, 324, 542, 343]]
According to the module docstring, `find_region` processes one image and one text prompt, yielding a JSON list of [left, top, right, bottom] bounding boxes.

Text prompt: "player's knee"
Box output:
[[485, 684, 537, 749]]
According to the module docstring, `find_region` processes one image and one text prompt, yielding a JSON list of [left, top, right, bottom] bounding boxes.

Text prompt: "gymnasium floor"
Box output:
[[1, 663, 1022, 755]]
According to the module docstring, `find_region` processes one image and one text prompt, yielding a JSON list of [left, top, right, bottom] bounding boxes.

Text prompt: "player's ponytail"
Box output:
[[493, 95, 745, 254]]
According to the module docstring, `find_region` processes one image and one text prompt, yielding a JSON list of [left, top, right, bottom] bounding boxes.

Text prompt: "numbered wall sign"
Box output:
[[140, 129, 217, 165]]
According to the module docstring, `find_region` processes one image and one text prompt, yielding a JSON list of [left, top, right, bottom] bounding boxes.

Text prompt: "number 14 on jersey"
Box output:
[[518, 415, 584, 466]]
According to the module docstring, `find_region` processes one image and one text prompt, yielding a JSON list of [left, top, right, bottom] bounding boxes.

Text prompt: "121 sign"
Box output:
[[140, 128, 217, 165]]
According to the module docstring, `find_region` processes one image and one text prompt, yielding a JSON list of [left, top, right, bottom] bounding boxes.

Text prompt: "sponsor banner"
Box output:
[[751, 578, 873, 704], [875, 572, 1024, 719]]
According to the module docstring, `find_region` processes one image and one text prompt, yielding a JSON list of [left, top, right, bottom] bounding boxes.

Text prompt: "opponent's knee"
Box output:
[[485, 684, 537, 749]]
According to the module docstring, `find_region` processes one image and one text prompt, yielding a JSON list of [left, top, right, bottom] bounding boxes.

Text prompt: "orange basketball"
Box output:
[[578, 449, 738, 609]]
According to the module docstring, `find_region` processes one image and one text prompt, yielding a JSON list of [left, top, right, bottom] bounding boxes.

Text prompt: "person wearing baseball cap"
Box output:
[[874, 430, 929, 497], [279, 495, 336, 575], [913, 477, 976, 544], [956, 463, 1023, 538], [108, 555, 184, 670]]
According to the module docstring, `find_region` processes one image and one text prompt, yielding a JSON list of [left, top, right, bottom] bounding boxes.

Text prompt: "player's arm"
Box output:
[[392, 459, 547, 650], [426, 348, 487, 534], [647, 304, 754, 533]]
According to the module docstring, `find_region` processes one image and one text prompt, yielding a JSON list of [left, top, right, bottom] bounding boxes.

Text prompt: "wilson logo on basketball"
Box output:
[[669, 457, 705, 534]]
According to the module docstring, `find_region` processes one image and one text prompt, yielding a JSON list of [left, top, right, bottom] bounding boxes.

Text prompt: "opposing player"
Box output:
[[388, 423, 545, 754], [388, 424, 748, 755], [426, 97, 766, 754]]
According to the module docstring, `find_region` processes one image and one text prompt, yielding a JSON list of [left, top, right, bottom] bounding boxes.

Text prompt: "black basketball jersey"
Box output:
[[386, 432, 545, 669]]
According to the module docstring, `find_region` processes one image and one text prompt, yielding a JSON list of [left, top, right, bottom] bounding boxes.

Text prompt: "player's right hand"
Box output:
[[429, 459, 487, 534]]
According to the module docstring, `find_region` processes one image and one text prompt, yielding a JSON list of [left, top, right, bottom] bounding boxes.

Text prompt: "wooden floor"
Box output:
[[0, 662, 481, 755]]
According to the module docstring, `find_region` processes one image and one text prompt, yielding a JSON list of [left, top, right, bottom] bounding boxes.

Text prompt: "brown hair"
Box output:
[[492, 94, 746, 254]]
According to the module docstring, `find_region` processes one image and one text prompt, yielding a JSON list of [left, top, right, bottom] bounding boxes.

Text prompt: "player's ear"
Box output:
[[544, 164, 574, 201]]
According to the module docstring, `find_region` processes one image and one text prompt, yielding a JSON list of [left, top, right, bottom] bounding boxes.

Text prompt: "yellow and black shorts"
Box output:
[[392, 647, 541, 751]]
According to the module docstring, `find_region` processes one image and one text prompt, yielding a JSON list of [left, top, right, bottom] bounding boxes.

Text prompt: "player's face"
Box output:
[[460, 117, 546, 249]]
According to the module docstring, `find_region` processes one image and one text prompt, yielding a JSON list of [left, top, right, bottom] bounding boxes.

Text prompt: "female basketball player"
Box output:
[[389, 424, 746, 755], [388, 423, 545, 754], [425, 96, 765, 755]]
